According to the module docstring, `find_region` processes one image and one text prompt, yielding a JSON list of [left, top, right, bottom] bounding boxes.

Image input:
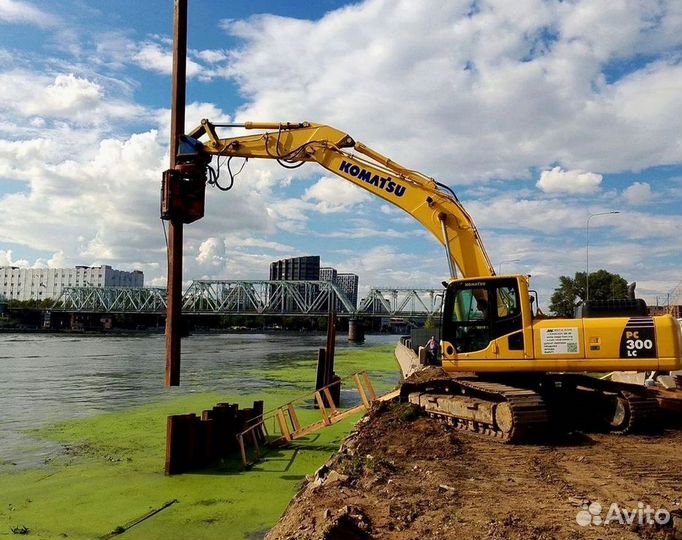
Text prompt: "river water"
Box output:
[[0, 332, 398, 471]]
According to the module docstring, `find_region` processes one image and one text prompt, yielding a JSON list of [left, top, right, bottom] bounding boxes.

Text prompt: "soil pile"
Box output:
[[266, 401, 681, 540]]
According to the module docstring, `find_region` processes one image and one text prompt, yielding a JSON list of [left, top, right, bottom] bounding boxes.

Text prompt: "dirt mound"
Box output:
[[266, 401, 681, 540]]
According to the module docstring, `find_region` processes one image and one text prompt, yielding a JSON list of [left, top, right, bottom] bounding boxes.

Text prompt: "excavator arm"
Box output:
[[162, 118, 681, 443], [179, 119, 495, 279]]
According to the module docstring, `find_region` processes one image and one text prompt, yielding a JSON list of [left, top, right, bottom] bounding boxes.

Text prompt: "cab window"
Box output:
[[450, 287, 489, 322], [448, 286, 490, 353], [443, 280, 523, 355], [496, 286, 519, 319]]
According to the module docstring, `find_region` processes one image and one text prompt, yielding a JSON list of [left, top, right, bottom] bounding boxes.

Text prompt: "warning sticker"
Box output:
[[541, 327, 580, 355]]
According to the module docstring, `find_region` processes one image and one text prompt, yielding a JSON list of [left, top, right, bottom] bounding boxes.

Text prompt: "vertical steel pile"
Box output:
[[165, 400, 265, 475]]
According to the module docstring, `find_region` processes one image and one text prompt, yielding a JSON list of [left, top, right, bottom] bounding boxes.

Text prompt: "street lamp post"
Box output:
[[586, 211, 620, 303], [498, 259, 520, 274]]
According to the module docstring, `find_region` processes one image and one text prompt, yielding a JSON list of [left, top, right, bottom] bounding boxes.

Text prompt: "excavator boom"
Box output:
[[185, 119, 495, 279]]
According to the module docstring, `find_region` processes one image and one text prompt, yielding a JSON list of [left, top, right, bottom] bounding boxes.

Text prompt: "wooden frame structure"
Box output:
[[236, 371, 399, 467]]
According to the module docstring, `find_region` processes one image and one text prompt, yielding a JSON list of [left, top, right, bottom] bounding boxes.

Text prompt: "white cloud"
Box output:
[[0, 249, 30, 268], [0, 0, 57, 26], [197, 49, 229, 64], [340, 244, 447, 291], [536, 167, 603, 194], [623, 182, 653, 205], [218, 0, 681, 183], [132, 41, 203, 79], [227, 237, 293, 252], [47, 250, 65, 268], [0, 249, 14, 266], [29, 73, 101, 116], [196, 237, 225, 266], [302, 176, 370, 213], [0, 70, 146, 125]]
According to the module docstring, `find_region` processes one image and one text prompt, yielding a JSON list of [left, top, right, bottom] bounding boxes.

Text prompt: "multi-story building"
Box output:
[[0, 265, 144, 301], [269, 256, 320, 312], [318, 266, 359, 310], [269, 256, 320, 281], [268, 257, 359, 312], [335, 273, 359, 308], [319, 267, 337, 283]]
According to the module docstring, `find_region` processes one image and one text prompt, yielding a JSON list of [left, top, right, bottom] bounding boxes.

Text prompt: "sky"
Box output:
[[0, 0, 680, 310]]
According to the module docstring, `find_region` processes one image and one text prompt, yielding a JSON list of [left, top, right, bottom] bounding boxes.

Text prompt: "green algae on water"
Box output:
[[0, 344, 399, 540]]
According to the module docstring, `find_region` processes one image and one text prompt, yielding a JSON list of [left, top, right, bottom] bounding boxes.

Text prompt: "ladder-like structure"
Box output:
[[236, 371, 399, 467]]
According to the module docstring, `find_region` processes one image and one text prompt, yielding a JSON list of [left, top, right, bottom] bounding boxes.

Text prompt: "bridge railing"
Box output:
[[52, 282, 444, 318], [358, 287, 443, 317], [181, 280, 357, 315], [55, 286, 167, 313]]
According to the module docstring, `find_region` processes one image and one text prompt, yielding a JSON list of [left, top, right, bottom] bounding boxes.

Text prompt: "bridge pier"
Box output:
[[348, 318, 365, 343]]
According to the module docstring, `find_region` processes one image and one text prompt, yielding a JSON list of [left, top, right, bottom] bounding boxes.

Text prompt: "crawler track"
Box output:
[[557, 373, 663, 434], [403, 367, 668, 443], [409, 376, 550, 442], [609, 389, 661, 434]]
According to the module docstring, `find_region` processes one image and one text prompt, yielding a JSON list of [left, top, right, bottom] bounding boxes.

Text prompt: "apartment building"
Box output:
[[0, 265, 144, 301]]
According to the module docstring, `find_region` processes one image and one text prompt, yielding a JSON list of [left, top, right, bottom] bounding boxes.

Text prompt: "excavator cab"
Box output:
[[441, 277, 529, 362]]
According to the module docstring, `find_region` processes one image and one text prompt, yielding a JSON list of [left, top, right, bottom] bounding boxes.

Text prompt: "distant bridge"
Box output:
[[52, 280, 443, 318]]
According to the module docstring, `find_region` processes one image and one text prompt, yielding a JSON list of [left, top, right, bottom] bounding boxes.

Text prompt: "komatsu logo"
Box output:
[[339, 160, 406, 197]]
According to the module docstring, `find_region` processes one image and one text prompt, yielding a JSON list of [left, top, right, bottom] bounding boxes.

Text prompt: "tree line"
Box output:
[[549, 269, 629, 317]]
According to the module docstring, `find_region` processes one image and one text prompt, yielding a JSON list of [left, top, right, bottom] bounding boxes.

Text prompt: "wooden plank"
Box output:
[[287, 403, 301, 432], [354, 373, 371, 409], [315, 392, 331, 425], [164, 415, 179, 475], [276, 409, 292, 441], [323, 387, 338, 415], [362, 371, 377, 401], [378, 389, 400, 402], [289, 420, 328, 439]]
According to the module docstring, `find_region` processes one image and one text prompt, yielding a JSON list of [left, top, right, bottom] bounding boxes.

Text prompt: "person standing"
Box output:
[[425, 335, 440, 365]]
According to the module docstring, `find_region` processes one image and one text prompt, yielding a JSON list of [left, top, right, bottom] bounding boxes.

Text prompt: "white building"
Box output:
[[0, 265, 144, 301]]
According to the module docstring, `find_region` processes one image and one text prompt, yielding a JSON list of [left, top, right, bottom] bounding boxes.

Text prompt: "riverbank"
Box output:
[[0, 344, 399, 539], [267, 401, 681, 540]]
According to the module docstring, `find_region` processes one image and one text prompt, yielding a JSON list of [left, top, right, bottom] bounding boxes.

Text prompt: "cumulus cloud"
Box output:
[[219, 0, 682, 181], [0, 70, 146, 126], [131, 41, 203, 78], [47, 250, 65, 268], [197, 49, 229, 64], [623, 181, 653, 205], [0, 0, 57, 26], [0, 249, 16, 266], [30, 73, 101, 115], [196, 237, 225, 266], [536, 167, 603, 194], [302, 176, 370, 213]]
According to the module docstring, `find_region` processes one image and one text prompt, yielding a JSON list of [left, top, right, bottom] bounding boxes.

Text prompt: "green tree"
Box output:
[[424, 315, 437, 330], [549, 270, 628, 317]]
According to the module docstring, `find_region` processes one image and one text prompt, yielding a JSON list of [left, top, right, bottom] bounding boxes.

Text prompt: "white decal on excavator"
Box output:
[[541, 327, 580, 355]]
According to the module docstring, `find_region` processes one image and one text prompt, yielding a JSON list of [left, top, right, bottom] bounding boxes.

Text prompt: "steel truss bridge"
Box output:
[[53, 280, 443, 318]]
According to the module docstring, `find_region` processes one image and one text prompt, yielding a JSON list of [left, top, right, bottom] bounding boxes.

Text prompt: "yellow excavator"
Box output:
[[162, 119, 681, 442]]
